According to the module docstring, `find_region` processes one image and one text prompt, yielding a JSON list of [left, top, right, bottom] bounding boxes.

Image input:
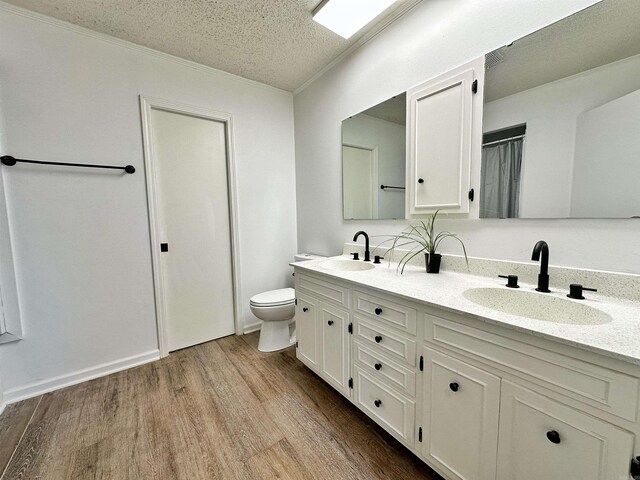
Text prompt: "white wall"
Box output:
[[342, 114, 405, 219], [294, 0, 640, 275], [0, 5, 297, 398], [572, 88, 640, 218], [483, 53, 640, 218]]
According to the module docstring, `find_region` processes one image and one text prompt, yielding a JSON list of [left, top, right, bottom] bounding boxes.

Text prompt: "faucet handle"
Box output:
[[567, 284, 597, 300], [374, 255, 384, 264], [350, 252, 360, 260], [499, 274, 520, 289]]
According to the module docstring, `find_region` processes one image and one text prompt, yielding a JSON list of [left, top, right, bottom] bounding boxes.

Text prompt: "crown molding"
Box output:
[[0, 1, 292, 97], [293, 0, 424, 96]]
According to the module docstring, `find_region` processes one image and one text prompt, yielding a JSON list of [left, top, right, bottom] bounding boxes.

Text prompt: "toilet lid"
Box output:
[[250, 288, 295, 307]]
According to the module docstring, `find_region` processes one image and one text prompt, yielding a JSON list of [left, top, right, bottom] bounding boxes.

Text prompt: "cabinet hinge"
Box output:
[[419, 355, 424, 371], [348, 378, 353, 389], [295, 298, 297, 305], [472, 79, 478, 94], [468, 188, 475, 202], [631, 456, 640, 479], [295, 341, 299, 348], [348, 322, 353, 334], [418, 427, 423, 442]]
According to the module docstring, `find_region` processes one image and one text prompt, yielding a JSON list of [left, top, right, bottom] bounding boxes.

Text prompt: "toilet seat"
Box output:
[[250, 288, 295, 308]]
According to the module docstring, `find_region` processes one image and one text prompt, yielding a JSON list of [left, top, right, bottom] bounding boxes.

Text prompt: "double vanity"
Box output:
[[292, 252, 640, 480]]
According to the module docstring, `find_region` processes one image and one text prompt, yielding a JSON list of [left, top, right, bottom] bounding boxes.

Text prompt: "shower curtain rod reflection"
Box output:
[[1, 155, 136, 174]]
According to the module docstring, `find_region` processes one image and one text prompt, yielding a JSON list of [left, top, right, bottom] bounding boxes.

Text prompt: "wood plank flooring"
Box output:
[[0, 333, 442, 479]]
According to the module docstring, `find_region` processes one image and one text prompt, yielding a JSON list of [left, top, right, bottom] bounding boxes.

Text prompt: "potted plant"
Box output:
[[377, 210, 468, 274]]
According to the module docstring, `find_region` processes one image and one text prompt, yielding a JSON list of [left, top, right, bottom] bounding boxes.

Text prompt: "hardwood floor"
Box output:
[[0, 333, 442, 479]]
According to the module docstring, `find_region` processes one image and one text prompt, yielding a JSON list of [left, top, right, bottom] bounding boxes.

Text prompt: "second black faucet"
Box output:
[[353, 230, 371, 262]]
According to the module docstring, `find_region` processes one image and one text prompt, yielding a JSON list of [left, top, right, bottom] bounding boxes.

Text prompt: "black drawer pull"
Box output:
[[302, 307, 308, 312], [449, 382, 459, 392], [374, 399, 382, 408], [327, 320, 334, 326], [374, 335, 382, 343], [374, 363, 382, 370], [546, 430, 561, 444], [374, 307, 383, 315]]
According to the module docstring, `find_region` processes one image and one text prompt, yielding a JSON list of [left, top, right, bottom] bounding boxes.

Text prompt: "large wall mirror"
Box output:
[[342, 93, 406, 220], [482, 0, 640, 219]]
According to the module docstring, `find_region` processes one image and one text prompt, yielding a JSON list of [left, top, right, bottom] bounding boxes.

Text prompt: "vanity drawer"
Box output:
[[425, 314, 640, 422], [354, 364, 416, 445], [353, 290, 417, 334], [296, 274, 349, 308], [354, 315, 417, 367], [353, 340, 417, 397]]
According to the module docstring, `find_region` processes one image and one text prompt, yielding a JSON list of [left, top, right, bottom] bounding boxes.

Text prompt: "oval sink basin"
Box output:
[[463, 288, 612, 325], [319, 259, 375, 272]]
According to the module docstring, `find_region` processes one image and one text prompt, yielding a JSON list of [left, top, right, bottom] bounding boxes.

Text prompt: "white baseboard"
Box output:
[[3, 349, 160, 405], [243, 321, 262, 334]]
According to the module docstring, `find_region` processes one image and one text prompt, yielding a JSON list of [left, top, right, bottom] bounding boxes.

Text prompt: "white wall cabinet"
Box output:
[[293, 270, 640, 480], [406, 59, 484, 217]]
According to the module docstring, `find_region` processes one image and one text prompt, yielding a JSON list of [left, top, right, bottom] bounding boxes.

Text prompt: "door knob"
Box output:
[[327, 320, 334, 326], [449, 382, 459, 392], [374, 335, 382, 343], [302, 307, 308, 312], [418, 178, 425, 184], [374, 399, 382, 408], [374, 307, 383, 315], [374, 363, 382, 370]]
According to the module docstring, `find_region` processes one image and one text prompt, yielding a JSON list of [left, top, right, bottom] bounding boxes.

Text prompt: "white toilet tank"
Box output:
[[294, 253, 324, 262]]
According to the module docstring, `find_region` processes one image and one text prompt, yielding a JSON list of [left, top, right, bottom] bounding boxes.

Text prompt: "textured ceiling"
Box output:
[[4, 0, 416, 91], [361, 92, 406, 125], [485, 0, 640, 102]]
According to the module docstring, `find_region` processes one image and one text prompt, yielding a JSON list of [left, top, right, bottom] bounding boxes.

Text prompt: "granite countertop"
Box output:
[[292, 255, 640, 366]]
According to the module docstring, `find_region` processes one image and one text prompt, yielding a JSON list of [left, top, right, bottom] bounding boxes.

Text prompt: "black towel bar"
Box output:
[[380, 184, 405, 190], [1, 155, 135, 174]]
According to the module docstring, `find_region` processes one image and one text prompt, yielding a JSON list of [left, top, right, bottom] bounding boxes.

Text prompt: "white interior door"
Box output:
[[150, 108, 235, 351], [343, 145, 377, 219]]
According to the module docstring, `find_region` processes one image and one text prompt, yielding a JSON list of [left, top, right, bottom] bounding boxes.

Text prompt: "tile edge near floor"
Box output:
[[2, 349, 160, 405]]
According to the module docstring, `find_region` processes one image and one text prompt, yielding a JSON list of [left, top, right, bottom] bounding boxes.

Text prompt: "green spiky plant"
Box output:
[[376, 210, 468, 274]]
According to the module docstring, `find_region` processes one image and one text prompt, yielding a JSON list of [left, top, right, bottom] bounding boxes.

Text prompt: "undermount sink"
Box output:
[[319, 259, 375, 272], [463, 288, 612, 325]]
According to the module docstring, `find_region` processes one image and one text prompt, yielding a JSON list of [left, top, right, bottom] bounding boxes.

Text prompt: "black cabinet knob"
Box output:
[[374, 307, 383, 315], [374, 399, 382, 408], [546, 430, 561, 444], [302, 307, 308, 312], [327, 320, 334, 326], [449, 382, 459, 392], [374, 335, 382, 343], [374, 363, 382, 370], [418, 178, 425, 184]]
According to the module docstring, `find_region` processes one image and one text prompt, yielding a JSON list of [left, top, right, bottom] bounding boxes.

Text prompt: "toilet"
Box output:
[[250, 253, 324, 352]]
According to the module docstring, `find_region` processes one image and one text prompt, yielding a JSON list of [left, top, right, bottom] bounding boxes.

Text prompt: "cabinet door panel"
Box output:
[[407, 62, 479, 216], [295, 294, 319, 371], [422, 347, 500, 480], [320, 303, 349, 394], [497, 380, 635, 480]]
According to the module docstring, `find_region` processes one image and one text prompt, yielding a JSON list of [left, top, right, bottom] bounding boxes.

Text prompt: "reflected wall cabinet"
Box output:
[[406, 58, 484, 217]]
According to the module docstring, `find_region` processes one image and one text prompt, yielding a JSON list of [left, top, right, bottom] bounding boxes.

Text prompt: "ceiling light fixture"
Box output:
[[312, 0, 399, 39]]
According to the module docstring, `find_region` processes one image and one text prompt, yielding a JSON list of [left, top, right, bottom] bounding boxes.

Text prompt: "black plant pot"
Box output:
[[425, 252, 442, 274]]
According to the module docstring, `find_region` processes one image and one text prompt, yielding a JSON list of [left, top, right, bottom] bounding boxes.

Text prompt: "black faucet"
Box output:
[[353, 231, 371, 262], [531, 240, 550, 292]]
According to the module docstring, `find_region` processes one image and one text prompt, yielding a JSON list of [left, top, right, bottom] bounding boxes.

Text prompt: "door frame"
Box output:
[[342, 142, 379, 219], [139, 96, 242, 357]]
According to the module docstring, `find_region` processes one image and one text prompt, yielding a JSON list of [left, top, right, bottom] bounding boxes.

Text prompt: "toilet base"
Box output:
[[258, 320, 295, 352]]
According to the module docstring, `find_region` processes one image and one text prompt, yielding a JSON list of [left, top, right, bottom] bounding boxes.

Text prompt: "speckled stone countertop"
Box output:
[[292, 255, 640, 366]]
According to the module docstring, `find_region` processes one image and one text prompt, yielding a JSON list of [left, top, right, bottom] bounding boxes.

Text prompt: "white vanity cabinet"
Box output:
[[406, 58, 484, 217], [421, 347, 500, 480], [292, 268, 640, 480], [295, 273, 351, 397]]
